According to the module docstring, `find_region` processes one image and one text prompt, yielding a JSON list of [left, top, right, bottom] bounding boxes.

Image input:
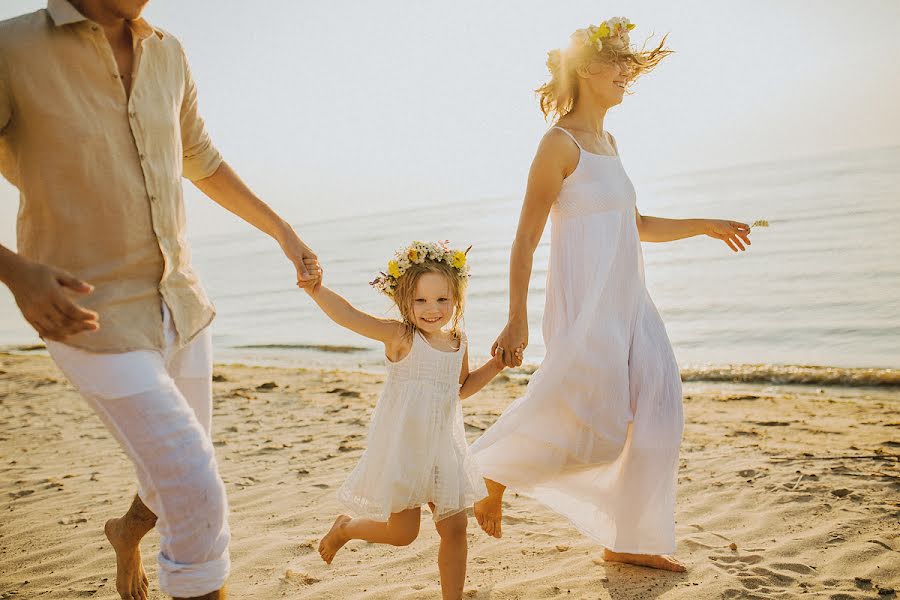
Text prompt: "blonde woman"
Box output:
[[471, 18, 752, 572]]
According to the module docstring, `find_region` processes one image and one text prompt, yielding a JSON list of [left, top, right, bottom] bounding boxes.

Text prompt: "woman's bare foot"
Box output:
[[602, 548, 686, 572], [105, 517, 150, 600], [318, 515, 352, 564], [473, 479, 505, 538]]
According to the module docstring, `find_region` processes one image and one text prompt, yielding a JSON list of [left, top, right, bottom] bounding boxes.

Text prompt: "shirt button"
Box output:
[[129, 111, 136, 118], [140, 153, 146, 160], [91, 25, 99, 32]]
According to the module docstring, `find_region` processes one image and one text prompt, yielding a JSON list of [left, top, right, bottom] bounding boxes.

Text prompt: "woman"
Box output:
[[471, 17, 751, 572]]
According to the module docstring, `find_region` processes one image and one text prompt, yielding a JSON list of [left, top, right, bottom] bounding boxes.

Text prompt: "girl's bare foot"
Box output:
[[473, 479, 505, 538], [318, 515, 352, 564], [105, 517, 150, 600], [602, 548, 686, 572]]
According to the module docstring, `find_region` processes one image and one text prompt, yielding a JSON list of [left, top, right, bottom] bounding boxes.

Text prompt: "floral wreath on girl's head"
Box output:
[[370, 240, 471, 297]]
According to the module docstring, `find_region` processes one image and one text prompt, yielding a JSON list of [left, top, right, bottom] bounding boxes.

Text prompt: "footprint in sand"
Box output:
[[712, 553, 822, 599]]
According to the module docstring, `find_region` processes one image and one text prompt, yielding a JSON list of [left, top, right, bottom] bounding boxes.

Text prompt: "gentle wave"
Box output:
[[233, 343, 369, 354], [678, 364, 899, 388], [508, 363, 899, 387]]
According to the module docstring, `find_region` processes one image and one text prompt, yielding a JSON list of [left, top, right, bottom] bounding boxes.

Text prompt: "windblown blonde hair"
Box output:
[[537, 29, 672, 121], [391, 260, 467, 340]]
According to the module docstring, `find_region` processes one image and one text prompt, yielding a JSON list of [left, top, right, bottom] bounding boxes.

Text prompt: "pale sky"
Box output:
[[1, 0, 899, 244]]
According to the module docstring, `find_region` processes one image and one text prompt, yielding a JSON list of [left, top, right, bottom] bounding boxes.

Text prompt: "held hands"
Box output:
[[278, 229, 323, 291], [492, 319, 528, 368], [704, 220, 751, 252], [297, 258, 324, 293], [7, 259, 99, 341]]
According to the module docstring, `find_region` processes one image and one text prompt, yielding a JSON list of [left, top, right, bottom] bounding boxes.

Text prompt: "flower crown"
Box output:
[[547, 16, 636, 71], [576, 16, 636, 52], [370, 240, 471, 297]]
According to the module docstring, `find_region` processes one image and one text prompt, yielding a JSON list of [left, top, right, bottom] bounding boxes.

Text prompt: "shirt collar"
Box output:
[[47, 0, 162, 41]]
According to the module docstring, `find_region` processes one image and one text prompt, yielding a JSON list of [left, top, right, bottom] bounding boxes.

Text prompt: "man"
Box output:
[[0, 1, 320, 598]]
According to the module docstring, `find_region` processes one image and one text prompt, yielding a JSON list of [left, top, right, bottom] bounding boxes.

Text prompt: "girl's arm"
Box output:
[[459, 346, 506, 400], [306, 285, 404, 344], [634, 209, 751, 251]]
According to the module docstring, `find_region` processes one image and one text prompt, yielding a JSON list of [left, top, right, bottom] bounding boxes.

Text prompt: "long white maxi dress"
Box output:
[[471, 128, 684, 554]]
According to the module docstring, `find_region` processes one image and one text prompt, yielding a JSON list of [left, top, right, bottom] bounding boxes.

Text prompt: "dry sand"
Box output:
[[0, 352, 898, 599]]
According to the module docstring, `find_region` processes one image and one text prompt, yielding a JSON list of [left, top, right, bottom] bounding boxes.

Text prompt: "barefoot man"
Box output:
[[0, 1, 321, 598]]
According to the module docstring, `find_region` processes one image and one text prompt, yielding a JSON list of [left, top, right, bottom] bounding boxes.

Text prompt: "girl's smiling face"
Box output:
[[411, 272, 455, 334]]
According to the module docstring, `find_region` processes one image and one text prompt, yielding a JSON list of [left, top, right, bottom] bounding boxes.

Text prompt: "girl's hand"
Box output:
[[704, 219, 751, 252], [492, 318, 528, 368]]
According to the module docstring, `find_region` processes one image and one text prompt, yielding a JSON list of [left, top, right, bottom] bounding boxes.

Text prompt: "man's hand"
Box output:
[[7, 259, 99, 341], [298, 258, 323, 294], [278, 229, 322, 291]]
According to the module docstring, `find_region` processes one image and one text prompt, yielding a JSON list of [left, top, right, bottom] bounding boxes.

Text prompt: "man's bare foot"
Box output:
[[318, 515, 352, 564], [601, 548, 686, 572], [473, 479, 505, 539], [105, 517, 150, 600]]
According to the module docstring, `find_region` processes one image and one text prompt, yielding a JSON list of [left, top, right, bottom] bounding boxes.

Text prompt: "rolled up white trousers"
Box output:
[[45, 304, 230, 597]]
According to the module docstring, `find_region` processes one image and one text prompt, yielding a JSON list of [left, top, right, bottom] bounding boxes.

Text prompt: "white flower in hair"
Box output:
[[572, 28, 591, 47]]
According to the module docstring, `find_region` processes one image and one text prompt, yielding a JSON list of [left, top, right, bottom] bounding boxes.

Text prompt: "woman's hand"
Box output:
[[704, 219, 751, 252], [492, 318, 528, 368]]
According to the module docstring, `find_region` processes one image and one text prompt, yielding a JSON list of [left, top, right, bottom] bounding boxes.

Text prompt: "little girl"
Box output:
[[305, 240, 511, 600]]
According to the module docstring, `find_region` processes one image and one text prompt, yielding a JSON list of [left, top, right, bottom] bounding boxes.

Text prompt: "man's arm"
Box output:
[[177, 45, 318, 287], [0, 56, 97, 340], [192, 162, 318, 285]]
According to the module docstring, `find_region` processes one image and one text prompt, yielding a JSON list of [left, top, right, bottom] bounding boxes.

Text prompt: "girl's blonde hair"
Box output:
[[391, 260, 467, 340], [537, 28, 672, 121]]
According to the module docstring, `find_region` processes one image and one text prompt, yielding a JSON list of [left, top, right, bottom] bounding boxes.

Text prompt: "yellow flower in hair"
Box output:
[[451, 250, 467, 269], [627, 23, 636, 31], [408, 249, 419, 262], [388, 260, 401, 278], [598, 23, 610, 38]]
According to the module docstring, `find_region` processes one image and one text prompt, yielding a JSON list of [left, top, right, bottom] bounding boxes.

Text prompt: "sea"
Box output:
[[2, 145, 898, 385]]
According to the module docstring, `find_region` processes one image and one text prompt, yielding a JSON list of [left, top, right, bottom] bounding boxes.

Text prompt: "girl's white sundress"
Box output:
[[338, 331, 487, 522], [471, 127, 684, 554]]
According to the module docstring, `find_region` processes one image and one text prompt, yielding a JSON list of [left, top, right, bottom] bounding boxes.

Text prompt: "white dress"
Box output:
[[338, 331, 487, 522], [471, 128, 684, 554]]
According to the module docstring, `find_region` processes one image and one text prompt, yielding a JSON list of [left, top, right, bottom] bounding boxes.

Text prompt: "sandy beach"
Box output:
[[0, 351, 897, 599]]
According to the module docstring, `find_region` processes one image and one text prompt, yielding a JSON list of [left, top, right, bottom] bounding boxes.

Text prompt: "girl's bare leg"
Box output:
[[318, 507, 421, 564], [433, 508, 468, 600]]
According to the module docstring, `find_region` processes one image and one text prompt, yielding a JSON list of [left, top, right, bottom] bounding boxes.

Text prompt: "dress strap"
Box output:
[[552, 126, 582, 150]]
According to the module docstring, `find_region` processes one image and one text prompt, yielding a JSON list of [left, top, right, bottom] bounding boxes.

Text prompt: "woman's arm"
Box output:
[[493, 130, 577, 367], [635, 209, 751, 251], [305, 285, 404, 345], [459, 346, 505, 400]]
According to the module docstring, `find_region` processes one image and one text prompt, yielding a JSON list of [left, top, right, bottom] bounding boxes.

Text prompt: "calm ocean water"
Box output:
[[2, 145, 899, 380]]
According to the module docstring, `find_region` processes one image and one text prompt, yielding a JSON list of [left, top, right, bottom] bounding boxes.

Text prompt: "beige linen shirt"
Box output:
[[0, 0, 221, 353]]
